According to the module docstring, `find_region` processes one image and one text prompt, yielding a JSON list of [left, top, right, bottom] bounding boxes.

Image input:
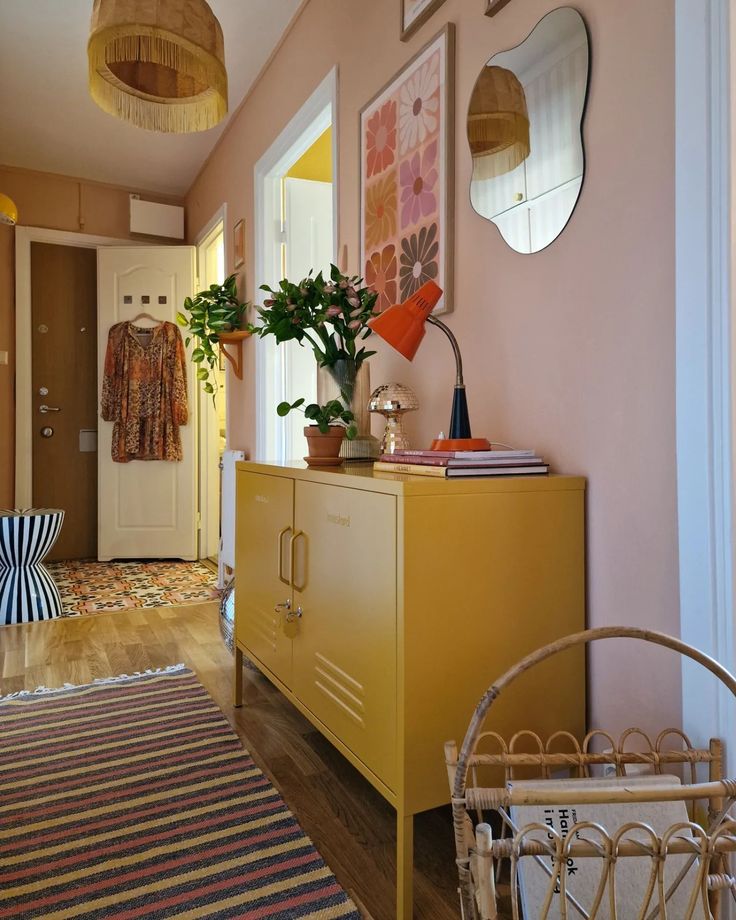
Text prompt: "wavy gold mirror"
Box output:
[[468, 7, 589, 253]]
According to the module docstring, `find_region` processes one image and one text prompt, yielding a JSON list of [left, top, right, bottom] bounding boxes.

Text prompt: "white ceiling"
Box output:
[[0, 0, 302, 196]]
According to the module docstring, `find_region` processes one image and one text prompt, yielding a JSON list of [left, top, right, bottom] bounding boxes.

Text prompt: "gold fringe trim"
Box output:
[[468, 112, 530, 179], [88, 26, 227, 133]]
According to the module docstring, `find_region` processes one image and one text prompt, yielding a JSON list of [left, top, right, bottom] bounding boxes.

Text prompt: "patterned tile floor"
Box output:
[[46, 559, 220, 615]]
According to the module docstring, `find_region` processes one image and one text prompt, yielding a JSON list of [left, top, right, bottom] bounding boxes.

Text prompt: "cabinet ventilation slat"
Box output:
[[314, 651, 364, 694], [314, 680, 365, 727]]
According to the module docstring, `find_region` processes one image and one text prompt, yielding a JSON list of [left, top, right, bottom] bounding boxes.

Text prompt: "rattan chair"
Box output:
[[445, 627, 736, 919]]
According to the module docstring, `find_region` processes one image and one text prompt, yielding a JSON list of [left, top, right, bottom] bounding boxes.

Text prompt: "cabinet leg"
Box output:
[[397, 811, 414, 919], [233, 645, 243, 708]]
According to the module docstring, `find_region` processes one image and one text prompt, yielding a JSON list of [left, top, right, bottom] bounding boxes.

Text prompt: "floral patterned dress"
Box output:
[[101, 321, 188, 462]]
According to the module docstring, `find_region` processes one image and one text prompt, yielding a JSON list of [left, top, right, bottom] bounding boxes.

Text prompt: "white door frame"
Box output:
[[675, 0, 735, 767], [254, 66, 338, 462], [195, 204, 227, 560], [14, 226, 137, 507]]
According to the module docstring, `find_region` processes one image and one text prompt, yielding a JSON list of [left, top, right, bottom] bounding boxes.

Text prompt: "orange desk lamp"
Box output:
[[368, 281, 490, 451]]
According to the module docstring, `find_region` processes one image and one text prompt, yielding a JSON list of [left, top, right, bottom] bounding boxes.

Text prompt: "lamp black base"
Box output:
[[430, 385, 490, 451], [449, 385, 472, 440]]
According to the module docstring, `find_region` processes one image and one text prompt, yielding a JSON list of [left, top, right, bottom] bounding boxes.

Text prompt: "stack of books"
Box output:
[[373, 448, 548, 478]]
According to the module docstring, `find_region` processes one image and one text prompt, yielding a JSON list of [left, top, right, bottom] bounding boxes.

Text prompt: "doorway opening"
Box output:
[[254, 68, 338, 464], [10, 228, 219, 618], [195, 211, 226, 564]]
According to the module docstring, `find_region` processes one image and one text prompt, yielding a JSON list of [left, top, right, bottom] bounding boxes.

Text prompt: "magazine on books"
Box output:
[[508, 775, 705, 919], [390, 449, 536, 460]]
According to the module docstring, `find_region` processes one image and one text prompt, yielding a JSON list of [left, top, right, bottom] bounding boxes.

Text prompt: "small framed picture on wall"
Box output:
[[400, 0, 447, 42], [485, 0, 514, 16], [233, 219, 245, 269]]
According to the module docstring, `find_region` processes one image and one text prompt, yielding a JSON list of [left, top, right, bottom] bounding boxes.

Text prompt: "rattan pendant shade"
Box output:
[[88, 0, 228, 133], [467, 66, 530, 180]]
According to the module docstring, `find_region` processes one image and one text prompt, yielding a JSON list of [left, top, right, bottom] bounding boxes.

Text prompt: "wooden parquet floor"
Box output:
[[0, 604, 460, 920]]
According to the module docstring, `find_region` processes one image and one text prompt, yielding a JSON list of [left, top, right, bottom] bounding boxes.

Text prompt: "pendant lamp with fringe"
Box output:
[[467, 65, 530, 180], [88, 0, 228, 134]]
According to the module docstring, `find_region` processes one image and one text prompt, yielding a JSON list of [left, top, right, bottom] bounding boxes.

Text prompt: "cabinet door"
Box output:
[[235, 471, 294, 686], [292, 481, 397, 790]]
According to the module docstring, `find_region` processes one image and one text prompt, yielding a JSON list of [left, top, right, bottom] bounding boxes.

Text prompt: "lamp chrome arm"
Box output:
[[426, 315, 464, 387]]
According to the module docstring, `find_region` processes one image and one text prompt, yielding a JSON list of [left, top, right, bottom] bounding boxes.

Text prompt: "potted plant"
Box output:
[[254, 265, 379, 408], [277, 397, 357, 466], [177, 274, 249, 401]]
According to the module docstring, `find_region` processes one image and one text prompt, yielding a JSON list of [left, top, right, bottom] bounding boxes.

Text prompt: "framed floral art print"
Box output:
[[400, 0, 447, 42], [360, 24, 455, 316], [485, 0, 514, 16]]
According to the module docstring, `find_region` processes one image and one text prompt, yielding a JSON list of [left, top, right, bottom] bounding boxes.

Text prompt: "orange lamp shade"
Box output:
[[367, 281, 443, 360]]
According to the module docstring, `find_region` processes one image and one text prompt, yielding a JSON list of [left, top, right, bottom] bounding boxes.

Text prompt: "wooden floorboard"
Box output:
[[0, 604, 460, 920]]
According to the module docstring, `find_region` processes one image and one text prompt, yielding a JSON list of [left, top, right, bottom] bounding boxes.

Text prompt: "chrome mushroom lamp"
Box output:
[[368, 383, 419, 454], [367, 281, 490, 451]]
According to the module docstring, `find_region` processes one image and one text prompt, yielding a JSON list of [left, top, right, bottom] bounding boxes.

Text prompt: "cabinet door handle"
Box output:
[[277, 526, 292, 585], [289, 530, 307, 592]]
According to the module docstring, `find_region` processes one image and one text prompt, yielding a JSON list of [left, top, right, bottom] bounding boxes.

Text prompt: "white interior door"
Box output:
[[283, 177, 333, 460], [97, 246, 197, 561]]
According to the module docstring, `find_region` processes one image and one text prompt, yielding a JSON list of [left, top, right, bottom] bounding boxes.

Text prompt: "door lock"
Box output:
[[40, 427, 54, 438], [286, 606, 303, 623]]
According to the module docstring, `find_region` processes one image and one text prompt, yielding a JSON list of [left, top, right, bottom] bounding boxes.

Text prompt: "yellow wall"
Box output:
[[285, 128, 332, 183]]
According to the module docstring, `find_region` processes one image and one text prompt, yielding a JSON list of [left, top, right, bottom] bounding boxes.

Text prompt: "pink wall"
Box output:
[[186, 0, 679, 732], [0, 165, 183, 508]]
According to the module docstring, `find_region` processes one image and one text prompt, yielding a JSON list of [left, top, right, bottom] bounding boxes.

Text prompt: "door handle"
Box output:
[[277, 526, 292, 585], [289, 530, 307, 592], [39, 404, 60, 414]]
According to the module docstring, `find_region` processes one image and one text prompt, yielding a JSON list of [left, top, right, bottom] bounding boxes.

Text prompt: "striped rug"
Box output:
[[0, 665, 361, 919]]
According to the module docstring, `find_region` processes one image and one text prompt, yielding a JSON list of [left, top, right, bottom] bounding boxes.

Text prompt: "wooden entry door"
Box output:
[[31, 243, 98, 561]]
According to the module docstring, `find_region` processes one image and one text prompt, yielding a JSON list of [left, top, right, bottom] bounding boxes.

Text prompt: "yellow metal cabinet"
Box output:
[[234, 463, 586, 919], [234, 471, 294, 685], [292, 479, 398, 790]]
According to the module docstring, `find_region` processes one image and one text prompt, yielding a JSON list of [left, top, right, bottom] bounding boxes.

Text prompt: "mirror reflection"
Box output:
[[467, 7, 589, 253]]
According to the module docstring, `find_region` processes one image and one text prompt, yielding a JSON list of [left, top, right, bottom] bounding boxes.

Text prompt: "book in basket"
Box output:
[[508, 775, 706, 919]]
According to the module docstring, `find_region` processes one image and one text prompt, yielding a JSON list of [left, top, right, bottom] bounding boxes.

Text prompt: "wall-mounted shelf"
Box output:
[[218, 330, 250, 380]]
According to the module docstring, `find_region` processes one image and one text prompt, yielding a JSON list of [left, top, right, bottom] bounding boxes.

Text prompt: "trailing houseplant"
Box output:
[[277, 397, 357, 465], [177, 274, 249, 400]]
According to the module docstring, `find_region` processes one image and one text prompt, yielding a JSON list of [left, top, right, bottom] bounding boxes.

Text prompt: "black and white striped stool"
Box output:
[[0, 509, 64, 625]]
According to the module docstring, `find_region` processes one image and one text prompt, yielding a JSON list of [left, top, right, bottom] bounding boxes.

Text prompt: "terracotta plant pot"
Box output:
[[303, 425, 345, 467]]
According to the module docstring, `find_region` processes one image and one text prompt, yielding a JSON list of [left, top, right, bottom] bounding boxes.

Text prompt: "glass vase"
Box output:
[[317, 359, 379, 461]]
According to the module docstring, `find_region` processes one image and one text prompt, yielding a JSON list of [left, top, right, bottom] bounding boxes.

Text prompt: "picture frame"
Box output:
[[360, 23, 455, 315], [233, 218, 245, 269], [400, 0, 447, 42], [485, 0, 514, 16]]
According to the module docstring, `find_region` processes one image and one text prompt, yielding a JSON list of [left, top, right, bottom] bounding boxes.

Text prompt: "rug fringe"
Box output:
[[0, 663, 188, 701]]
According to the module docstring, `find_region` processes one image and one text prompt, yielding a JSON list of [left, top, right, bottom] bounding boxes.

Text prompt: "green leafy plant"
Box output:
[[177, 274, 249, 401], [277, 398, 358, 439], [254, 264, 379, 370]]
